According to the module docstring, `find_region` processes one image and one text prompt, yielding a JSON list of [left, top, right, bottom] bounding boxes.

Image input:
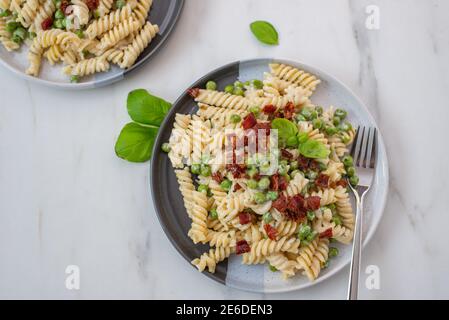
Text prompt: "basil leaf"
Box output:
[[271, 118, 298, 145], [127, 89, 171, 126], [115, 122, 159, 162], [250, 20, 279, 45], [299, 139, 330, 159]]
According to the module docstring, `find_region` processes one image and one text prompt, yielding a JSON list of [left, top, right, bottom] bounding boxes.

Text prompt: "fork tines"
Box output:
[[350, 126, 377, 169]]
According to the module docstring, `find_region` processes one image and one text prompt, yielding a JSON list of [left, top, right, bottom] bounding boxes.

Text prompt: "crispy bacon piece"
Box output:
[[336, 179, 348, 188], [60, 0, 69, 14], [270, 174, 279, 191], [287, 194, 306, 213], [262, 104, 277, 114], [284, 102, 295, 120], [297, 155, 310, 171], [226, 164, 246, 178], [236, 240, 251, 254], [41, 17, 53, 30], [233, 183, 242, 192], [278, 175, 288, 191], [254, 122, 271, 135], [315, 174, 330, 189], [238, 211, 252, 225], [305, 196, 321, 211], [264, 224, 278, 240], [211, 172, 223, 184], [309, 160, 320, 171], [271, 193, 288, 212], [281, 149, 293, 159], [319, 228, 333, 239], [187, 87, 200, 98], [85, 0, 99, 10], [242, 113, 257, 130]]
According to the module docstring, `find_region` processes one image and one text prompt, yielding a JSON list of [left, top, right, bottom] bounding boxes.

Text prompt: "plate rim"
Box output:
[[150, 57, 389, 293], [0, 0, 185, 90]]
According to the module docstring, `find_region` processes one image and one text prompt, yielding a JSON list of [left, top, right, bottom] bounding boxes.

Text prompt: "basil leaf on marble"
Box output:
[[250, 21, 279, 45], [115, 122, 159, 162], [127, 89, 171, 126]]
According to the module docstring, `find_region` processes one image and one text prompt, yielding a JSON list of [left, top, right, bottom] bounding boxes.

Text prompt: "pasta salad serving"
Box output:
[[0, 0, 158, 82], [162, 63, 359, 281]]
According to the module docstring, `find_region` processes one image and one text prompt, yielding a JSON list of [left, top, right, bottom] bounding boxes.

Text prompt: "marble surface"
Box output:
[[1, 0, 448, 299]]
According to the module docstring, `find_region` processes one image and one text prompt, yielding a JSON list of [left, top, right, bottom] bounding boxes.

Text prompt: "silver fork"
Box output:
[[346, 126, 377, 300]]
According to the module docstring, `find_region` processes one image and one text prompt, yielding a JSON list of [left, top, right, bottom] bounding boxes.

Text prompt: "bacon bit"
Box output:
[[262, 104, 277, 114], [233, 183, 242, 192], [264, 224, 278, 240], [238, 211, 252, 225], [297, 155, 310, 171], [226, 164, 246, 178], [211, 172, 223, 184], [273, 110, 284, 119], [85, 0, 99, 11], [305, 196, 321, 211], [60, 0, 69, 14], [281, 149, 293, 159], [242, 113, 257, 130], [315, 174, 330, 189], [236, 240, 251, 254], [284, 102, 295, 120], [270, 174, 279, 191], [319, 228, 333, 239], [278, 175, 288, 191], [41, 17, 53, 30], [187, 87, 200, 98], [271, 193, 288, 212], [336, 179, 348, 188], [254, 122, 271, 135], [287, 194, 306, 213]]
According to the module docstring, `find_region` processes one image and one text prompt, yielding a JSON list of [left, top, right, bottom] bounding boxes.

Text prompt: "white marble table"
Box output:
[[1, 0, 448, 299]]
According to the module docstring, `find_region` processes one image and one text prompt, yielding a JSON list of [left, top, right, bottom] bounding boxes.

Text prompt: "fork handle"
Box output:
[[347, 196, 363, 300]]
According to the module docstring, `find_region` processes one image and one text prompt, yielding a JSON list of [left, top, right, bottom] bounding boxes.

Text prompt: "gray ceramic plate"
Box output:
[[0, 0, 184, 89], [151, 58, 389, 293]]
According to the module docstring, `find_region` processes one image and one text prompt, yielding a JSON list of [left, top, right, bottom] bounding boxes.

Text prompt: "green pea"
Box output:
[[290, 170, 300, 179], [339, 122, 352, 132], [246, 167, 259, 178], [61, 18, 67, 28], [6, 21, 20, 33], [349, 175, 359, 186], [11, 34, 22, 44], [306, 170, 318, 180], [329, 247, 339, 258], [161, 142, 171, 153], [55, 9, 65, 20], [12, 27, 26, 41], [318, 162, 327, 171], [115, 0, 126, 9], [300, 108, 312, 120], [307, 211, 315, 221], [286, 135, 299, 147], [335, 109, 347, 120], [342, 155, 353, 167], [54, 0, 61, 6], [289, 161, 298, 171], [327, 203, 337, 213], [266, 191, 278, 201], [244, 80, 251, 86], [333, 116, 341, 126], [233, 87, 244, 96], [295, 114, 306, 122], [258, 177, 270, 190], [346, 166, 356, 177], [278, 164, 289, 176], [75, 29, 84, 38], [197, 184, 209, 194], [252, 79, 263, 89], [253, 192, 267, 204], [247, 179, 258, 189], [224, 85, 234, 94], [28, 31, 37, 39], [297, 132, 309, 144], [230, 114, 241, 123], [200, 164, 211, 177], [53, 19, 64, 29], [312, 118, 323, 129], [220, 179, 232, 191], [279, 160, 288, 167], [340, 133, 351, 144], [70, 75, 79, 83], [209, 208, 218, 220], [310, 110, 318, 119], [234, 80, 244, 88], [329, 237, 336, 243], [249, 106, 260, 116], [94, 9, 100, 19], [298, 224, 311, 240], [206, 80, 217, 91], [263, 212, 273, 223], [325, 125, 338, 136], [315, 106, 323, 115], [190, 164, 201, 174], [332, 215, 342, 226], [306, 230, 318, 242], [0, 9, 11, 17], [269, 264, 278, 272]]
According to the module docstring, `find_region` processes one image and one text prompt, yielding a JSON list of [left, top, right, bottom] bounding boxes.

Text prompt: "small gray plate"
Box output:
[[0, 0, 184, 89], [151, 58, 389, 293]]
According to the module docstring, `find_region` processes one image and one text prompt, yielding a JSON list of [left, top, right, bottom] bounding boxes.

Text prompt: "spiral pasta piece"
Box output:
[[198, 103, 247, 130], [16, 0, 39, 28], [62, 56, 110, 76], [0, 17, 19, 51], [0, 0, 10, 10], [97, 0, 114, 17], [274, 220, 298, 238], [191, 247, 233, 273], [269, 63, 321, 96], [266, 253, 297, 279], [195, 89, 250, 111], [44, 45, 63, 65], [133, 0, 153, 26], [242, 236, 300, 265], [85, 5, 133, 39], [204, 230, 236, 248], [97, 17, 140, 51], [119, 22, 158, 68], [188, 190, 209, 244], [175, 168, 195, 218], [33, 0, 56, 32], [284, 173, 309, 197]]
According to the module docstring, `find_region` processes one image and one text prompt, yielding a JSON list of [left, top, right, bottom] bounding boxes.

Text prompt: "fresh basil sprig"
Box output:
[[250, 20, 279, 45], [115, 89, 171, 162]]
